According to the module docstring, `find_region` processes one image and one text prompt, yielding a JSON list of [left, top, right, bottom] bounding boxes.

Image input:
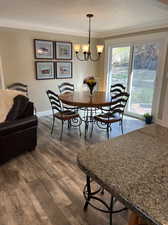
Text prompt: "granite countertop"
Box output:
[[77, 124, 168, 225]]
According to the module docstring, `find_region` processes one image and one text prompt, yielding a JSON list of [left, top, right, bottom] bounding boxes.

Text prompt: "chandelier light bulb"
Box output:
[[82, 44, 89, 53], [74, 44, 81, 53], [96, 45, 104, 54]]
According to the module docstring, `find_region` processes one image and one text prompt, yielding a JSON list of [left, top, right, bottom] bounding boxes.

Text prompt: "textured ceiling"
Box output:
[[0, 0, 168, 37]]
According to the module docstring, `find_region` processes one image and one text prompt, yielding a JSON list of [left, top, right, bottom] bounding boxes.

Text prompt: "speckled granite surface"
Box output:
[[77, 124, 168, 225]]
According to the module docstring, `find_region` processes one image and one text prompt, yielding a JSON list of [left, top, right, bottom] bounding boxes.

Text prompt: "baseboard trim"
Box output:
[[36, 111, 168, 128], [155, 119, 168, 128], [36, 110, 52, 117]]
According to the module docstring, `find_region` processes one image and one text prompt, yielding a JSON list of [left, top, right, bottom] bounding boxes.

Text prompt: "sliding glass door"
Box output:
[[127, 43, 160, 116], [108, 42, 160, 118]]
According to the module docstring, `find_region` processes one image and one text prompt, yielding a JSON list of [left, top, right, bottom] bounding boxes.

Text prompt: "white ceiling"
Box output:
[[0, 0, 168, 37]]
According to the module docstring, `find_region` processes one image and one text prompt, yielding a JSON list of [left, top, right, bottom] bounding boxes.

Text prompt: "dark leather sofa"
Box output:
[[0, 95, 38, 164]]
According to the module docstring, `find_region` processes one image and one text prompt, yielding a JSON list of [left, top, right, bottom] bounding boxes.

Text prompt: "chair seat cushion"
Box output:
[[94, 112, 121, 123], [54, 110, 79, 120]]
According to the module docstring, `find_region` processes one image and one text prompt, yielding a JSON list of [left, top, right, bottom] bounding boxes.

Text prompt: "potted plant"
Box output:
[[144, 113, 153, 124]]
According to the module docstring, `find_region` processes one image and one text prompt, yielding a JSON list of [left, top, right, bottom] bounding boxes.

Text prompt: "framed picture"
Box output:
[[35, 61, 55, 80], [56, 62, 72, 79], [55, 41, 72, 60], [34, 39, 54, 59]]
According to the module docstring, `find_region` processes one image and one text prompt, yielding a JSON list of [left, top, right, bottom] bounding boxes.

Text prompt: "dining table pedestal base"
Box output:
[[82, 107, 96, 139]]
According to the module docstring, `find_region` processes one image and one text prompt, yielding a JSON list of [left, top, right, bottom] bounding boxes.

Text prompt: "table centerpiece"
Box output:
[[83, 76, 97, 96]]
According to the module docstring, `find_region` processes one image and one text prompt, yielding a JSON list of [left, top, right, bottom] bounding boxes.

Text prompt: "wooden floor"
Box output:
[[0, 116, 144, 225]]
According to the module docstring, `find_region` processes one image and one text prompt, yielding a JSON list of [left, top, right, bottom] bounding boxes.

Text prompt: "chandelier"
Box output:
[[74, 14, 104, 62]]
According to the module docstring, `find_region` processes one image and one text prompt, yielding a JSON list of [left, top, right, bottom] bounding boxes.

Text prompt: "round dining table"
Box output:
[[59, 91, 113, 108], [59, 91, 113, 138]]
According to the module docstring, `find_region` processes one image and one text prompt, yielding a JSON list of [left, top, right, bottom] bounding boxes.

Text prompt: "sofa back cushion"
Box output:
[[0, 89, 25, 123]]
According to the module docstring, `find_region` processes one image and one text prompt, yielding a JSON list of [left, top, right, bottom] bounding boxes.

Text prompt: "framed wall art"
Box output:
[[35, 61, 55, 80], [56, 62, 72, 79], [55, 41, 72, 60], [34, 39, 54, 59]]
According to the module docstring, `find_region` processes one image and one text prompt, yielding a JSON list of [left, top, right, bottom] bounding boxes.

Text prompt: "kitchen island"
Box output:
[[77, 124, 168, 225]]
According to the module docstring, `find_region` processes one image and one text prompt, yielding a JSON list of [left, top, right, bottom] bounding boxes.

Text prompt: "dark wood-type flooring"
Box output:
[[0, 116, 144, 225]]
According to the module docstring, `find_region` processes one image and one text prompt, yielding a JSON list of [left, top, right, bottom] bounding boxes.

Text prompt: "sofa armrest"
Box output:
[[0, 115, 38, 136]]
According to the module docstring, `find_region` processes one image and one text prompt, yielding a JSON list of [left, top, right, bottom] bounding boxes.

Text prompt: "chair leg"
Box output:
[[51, 116, 55, 135], [84, 109, 89, 139], [68, 120, 71, 129], [121, 120, 124, 134], [84, 108, 86, 120], [79, 124, 81, 137], [60, 120, 64, 140], [109, 196, 114, 225], [90, 120, 94, 137], [84, 176, 91, 211], [107, 124, 110, 139]]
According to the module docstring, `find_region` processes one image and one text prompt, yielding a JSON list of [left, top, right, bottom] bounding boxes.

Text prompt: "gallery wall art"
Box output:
[[34, 39, 73, 80]]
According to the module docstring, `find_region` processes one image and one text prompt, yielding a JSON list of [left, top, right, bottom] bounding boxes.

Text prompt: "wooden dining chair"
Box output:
[[110, 83, 126, 95], [7, 82, 28, 96], [46, 90, 81, 140], [92, 92, 129, 138]]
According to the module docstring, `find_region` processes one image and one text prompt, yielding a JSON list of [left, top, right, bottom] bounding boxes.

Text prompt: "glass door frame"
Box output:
[[106, 38, 165, 119], [106, 43, 132, 92]]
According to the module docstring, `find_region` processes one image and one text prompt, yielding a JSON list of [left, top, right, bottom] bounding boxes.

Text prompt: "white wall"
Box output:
[[0, 27, 99, 113]]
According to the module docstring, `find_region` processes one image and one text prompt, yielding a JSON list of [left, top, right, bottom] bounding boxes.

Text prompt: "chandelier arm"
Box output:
[[75, 53, 89, 61], [84, 52, 90, 61], [90, 53, 101, 62]]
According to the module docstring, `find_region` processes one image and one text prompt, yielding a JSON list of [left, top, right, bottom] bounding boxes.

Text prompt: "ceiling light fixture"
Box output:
[[74, 14, 104, 62]]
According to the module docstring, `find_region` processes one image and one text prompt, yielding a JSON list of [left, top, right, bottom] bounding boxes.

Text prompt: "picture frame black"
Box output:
[[34, 39, 54, 59], [55, 41, 72, 60], [35, 61, 55, 80], [55, 61, 72, 79]]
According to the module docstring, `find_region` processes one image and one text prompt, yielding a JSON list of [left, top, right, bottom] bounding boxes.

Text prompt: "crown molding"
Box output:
[[0, 18, 168, 39], [0, 19, 92, 37], [95, 19, 168, 38]]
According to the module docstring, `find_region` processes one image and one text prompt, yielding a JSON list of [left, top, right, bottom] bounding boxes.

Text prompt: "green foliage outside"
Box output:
[[131, 87, 153, 104], [112, 69, 155, 104]]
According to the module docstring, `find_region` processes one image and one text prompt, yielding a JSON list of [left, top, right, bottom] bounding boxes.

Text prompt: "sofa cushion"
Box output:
[[0, 89, 25, 123], [0, 115, 37, 136]]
